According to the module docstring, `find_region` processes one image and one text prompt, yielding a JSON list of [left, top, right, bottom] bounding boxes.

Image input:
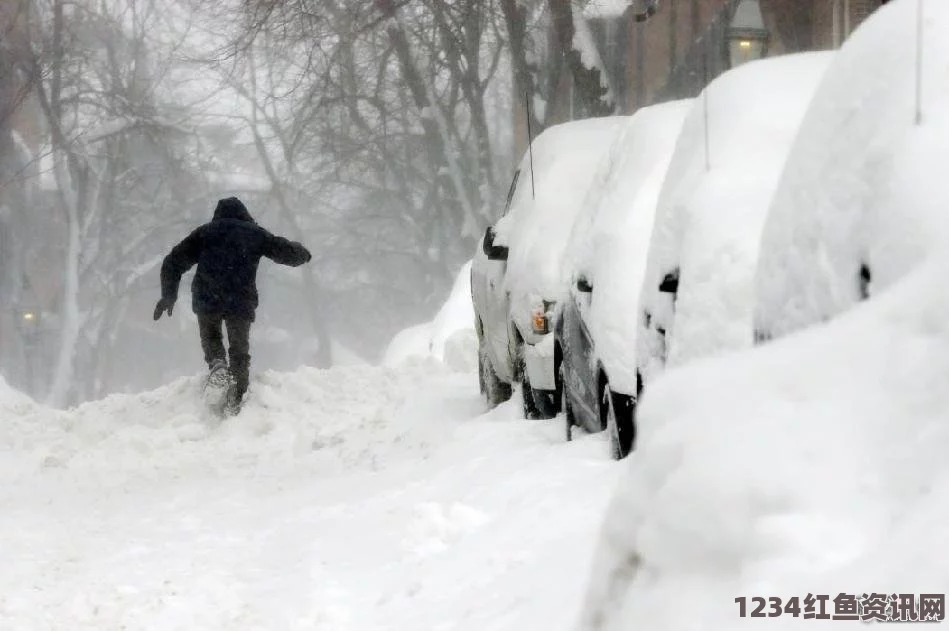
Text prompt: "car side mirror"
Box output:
[[576, 276, 593, 293], [658, 268, 679, 294], [483, 226, 509, 261]]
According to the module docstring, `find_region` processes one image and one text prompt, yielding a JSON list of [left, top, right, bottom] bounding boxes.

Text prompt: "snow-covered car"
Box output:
[[634, 51, 832, 393], [472, 117, 625, 418], [754, 0, 949, 344], [555, 100, 691, 459], [578, 250, 949, 631]]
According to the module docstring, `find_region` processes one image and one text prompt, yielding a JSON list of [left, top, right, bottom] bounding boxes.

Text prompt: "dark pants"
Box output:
[[198, 314, 252, 401]]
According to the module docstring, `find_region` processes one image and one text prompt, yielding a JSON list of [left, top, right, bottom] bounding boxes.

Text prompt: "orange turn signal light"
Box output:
[[531, 310, 548, 335]]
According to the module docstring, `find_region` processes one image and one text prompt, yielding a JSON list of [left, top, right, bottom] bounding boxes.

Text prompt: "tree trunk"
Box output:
[[500, 0, 543, 160], [547, 0, 616, 118], [46, 156, 81, 407], [763, 0, 815, 52]]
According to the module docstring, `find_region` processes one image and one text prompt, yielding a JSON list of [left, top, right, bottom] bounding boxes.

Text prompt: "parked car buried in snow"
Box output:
[[634, 52, 832, 398], [753, 0, 949, 345], [554, 100, 691, 459], [471, 117, 625, 419]]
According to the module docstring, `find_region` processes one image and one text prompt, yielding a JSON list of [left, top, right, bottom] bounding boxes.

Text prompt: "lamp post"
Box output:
[[17, 306, 40, 396], [725, 0, 770, 68]]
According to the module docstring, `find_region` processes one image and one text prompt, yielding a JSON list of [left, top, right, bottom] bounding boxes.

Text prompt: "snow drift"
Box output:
[[579, 248, 949, 631], [0, 375, 39, 419], [754, 0, 949, 341], [4, 363, 458, 478], [383, 260, 477, 372], [0, 359, 623, 629]]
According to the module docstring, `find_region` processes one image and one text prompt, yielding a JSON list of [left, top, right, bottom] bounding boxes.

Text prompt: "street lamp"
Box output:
[[725, 0, 770, 68], [16, 306, 41, 395]]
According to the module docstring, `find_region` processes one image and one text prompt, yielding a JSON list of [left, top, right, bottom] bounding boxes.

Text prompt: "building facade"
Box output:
[[524, 0, 890, 152]]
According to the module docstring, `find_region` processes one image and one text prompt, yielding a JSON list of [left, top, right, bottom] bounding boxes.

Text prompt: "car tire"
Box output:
[[531, 387, 558, 419], [602, 385, 625, 461], [518, 354, 557, 420], [520, 369, 542, 420], [478, 347, 487, 395], [517, 349, 542, 420], [480, 340, 512, 408], [561, 365, 576, 442]]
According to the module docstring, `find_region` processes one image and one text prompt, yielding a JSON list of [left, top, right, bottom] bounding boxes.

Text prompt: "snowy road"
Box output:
[[0, 362, 621, 630]]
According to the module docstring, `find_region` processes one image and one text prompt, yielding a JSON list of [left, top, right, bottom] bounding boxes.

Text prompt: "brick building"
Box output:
[[517, 0, 890, 155]]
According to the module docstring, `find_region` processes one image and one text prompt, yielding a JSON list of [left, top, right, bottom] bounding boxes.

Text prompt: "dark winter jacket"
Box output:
[[159, 197, 311, 321]]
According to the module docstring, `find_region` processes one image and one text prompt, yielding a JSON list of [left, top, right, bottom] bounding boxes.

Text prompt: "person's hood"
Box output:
[[213, 197, 255, 223]]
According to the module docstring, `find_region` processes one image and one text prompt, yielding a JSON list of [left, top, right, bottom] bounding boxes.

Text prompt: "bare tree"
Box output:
[[220, 0, 516, 352], [27, 0, 204, 404]]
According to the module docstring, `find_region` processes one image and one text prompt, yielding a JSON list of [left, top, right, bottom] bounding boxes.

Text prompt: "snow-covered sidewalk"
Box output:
[[0, 362, 621, 630]]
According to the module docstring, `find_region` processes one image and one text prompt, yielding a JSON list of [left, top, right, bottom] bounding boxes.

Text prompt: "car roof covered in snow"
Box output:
[[563, 99, 692, 394], [754, 0, 949, 342], [635, 51, 833, 380], [494, 116, 626, 312]]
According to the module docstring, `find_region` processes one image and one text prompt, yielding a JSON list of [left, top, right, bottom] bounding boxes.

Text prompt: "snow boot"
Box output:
[[224, 386, 243, 417], [203, 358, 233, 417]]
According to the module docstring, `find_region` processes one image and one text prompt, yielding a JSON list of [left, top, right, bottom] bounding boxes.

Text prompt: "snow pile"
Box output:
[[4, 363, 465, 481], [564, 100, 692, 394], [0, 375, 40, 419], [385, 322, 435, 364], [636, 52, 832, 383], [384, 260, 477, 372], [0, 362, 623, 628], [494, 117, 625, 333], [754, 0, 949, 341], [579, 252, 949, 630]]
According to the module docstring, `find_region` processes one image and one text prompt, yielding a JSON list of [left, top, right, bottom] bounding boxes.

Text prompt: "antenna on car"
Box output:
[[525, 91, 536, 200], [915, 0, 923, 125], [703, 50, 711, 171]]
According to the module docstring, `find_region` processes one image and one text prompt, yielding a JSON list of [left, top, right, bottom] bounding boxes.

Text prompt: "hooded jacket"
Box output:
[[159, 197, 311, 320]]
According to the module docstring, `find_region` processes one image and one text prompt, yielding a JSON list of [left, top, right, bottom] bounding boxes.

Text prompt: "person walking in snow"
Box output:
[[153, 196, 312, 414]]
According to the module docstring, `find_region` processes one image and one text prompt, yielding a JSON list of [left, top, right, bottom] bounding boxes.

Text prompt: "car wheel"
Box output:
[[531, 387, 558, 419], [561, 365, 576, 442], [516, 347, 543, 420], [480, 340, 512, 408], [478, 345, 486, 395], [602, 386, 623, 461], [520, 368, 542, 420], [517, 354, 558, 420]]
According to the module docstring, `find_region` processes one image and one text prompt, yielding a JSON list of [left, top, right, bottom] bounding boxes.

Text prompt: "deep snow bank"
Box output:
[[1, 358, 623, 630], [384, 260, 477, 372], [2, 359, 463, 478], [754, 0, 949, 340], [579, 253, 949, 630], [0, 375, 39, 418]]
